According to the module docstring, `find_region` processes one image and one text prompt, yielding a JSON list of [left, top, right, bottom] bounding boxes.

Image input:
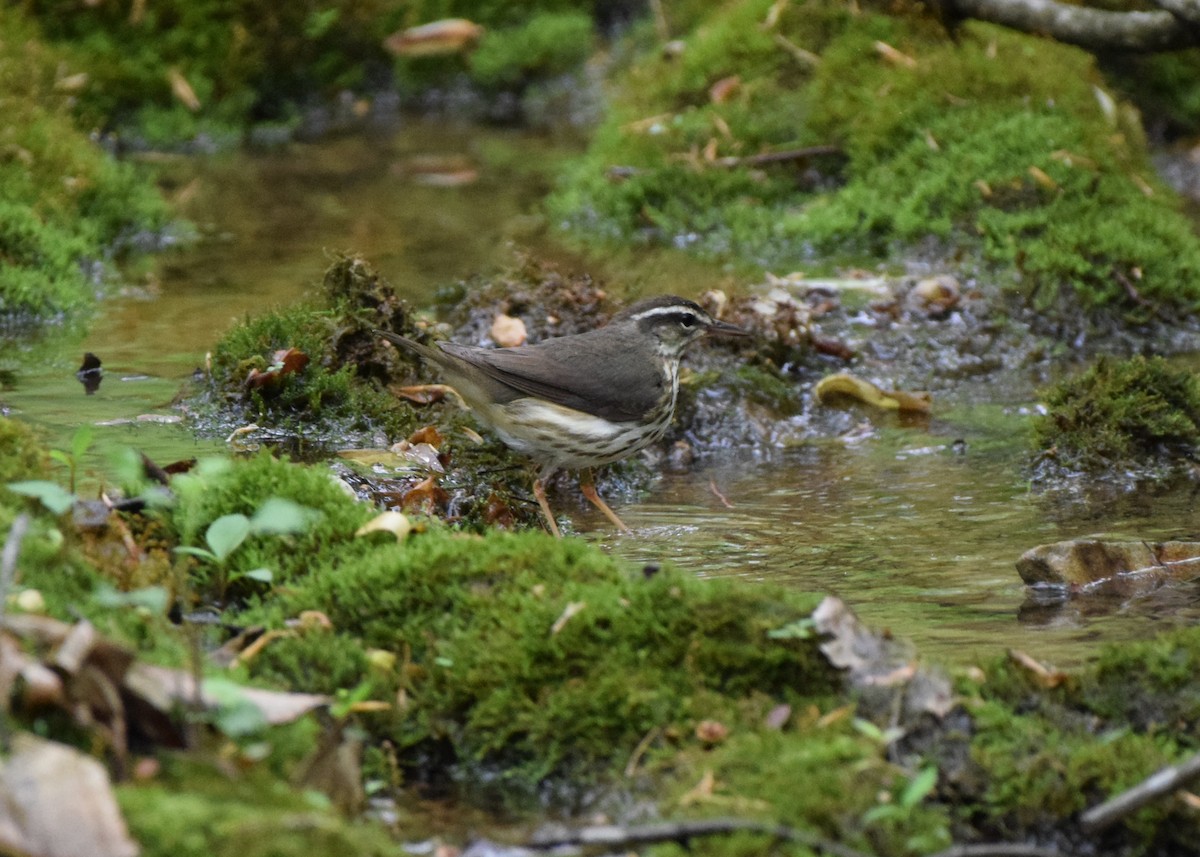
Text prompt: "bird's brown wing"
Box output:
[[439, 330, 665, 423]]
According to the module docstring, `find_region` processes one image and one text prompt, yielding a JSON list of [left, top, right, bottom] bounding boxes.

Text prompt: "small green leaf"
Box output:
[[6, 480, 75, 515], [205, 514, 251, 562], [47, 450, 72, 468], [174, 545, 217, 562], [93, 583, 170, 613], [852, 718, 885, 742], [250, 497, 318, 535], [71, 425, 95, 461], [243, 568, 274, 583], [899, 766, 938, 809], [204, 678, 268, 737], [767, 618, 816, 639], [863, 804, 902, 825]]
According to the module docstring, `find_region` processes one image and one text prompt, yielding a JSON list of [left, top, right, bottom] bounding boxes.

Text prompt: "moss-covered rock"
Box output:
[[194, 254, 416, 444], [1031, 355, 1200, 475], [118, 759, 403, 857]]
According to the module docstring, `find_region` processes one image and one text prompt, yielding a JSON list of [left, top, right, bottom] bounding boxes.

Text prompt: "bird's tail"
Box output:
[[374, 328, 442, 365]]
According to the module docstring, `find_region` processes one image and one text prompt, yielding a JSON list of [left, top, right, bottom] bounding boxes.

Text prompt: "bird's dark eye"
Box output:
[[679, 315, 697, 328]]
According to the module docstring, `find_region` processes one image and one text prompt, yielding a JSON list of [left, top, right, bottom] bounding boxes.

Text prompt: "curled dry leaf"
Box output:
[[407, 424, 444, 447], [393, 383, 450, 405], [708, 75, 741, 104], [1028, 165, 1058, 190], [695, 719, 730, 744], [764, 703, 792, 730], [245, 347, 309, 392], [483, 492, 516, 528], [355, 510, 413, 542], [814, 372, 932, 414], [384, 18, 484, 56], [1007, 649, 1069, 689], [491, 312, 528, 347], [126, 663, 328, 726], [907, 275, 960, 315], [401, 476, 449, 515], [166, 67, 200, 111], [874, 40, 917, 68], [295, 610, 334, 632], [551, 601, 587, 635]]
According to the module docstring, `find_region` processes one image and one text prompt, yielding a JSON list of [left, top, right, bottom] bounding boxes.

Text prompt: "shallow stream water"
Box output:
[[6, 119, 1200, 669]]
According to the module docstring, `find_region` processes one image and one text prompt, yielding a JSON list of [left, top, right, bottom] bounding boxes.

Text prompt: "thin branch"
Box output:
[[950, 0, 1193, 51], [525, 818, 872, 857], [1081, 749, 1200, 832], [714, 144, 842, 169], [1153, 0, 1200, 27], [0, 513, 30, 616], [927, 845, 1066, 857]]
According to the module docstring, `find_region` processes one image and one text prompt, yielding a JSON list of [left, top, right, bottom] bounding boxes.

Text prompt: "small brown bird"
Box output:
[[377, 295, 747, 536]]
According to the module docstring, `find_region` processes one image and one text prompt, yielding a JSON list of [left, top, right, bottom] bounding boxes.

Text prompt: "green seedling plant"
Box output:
[[174, 497, 318, 600], [48, 425, 94, 494], [6, 425, 96, 514], [862, 765, 949, 853]]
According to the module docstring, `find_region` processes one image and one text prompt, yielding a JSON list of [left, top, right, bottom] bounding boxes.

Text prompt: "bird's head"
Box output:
[[615, 295, 748, 356]]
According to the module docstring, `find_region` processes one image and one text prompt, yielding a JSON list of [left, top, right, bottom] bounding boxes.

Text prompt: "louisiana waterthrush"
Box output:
[[377, 295, 747, 536]]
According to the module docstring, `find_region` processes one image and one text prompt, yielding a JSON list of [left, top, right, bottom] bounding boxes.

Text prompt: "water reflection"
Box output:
[[593, 425, 1200, 667]]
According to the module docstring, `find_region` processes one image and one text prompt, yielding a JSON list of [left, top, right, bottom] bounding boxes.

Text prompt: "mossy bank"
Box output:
[[0, 7, 168, 329], [6, 416, 1200, 854], [548, 0, 1200, 330]]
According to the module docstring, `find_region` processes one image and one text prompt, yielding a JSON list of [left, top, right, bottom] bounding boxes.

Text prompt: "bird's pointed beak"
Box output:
[[706, 318, 750, 337]]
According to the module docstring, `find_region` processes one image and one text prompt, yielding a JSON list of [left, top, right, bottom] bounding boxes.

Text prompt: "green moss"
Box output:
[[119, 759, 401, 857], [167, 453, 376, 597], [1031, 355, 1200, 471], [233, 529, 837, 797], [1082, 624, 1200, 733], [201, 266, 412, 441], [0, 8, 168, 326], [548, 0, 1200, 320], [22, 0, 400, 136], [0, 417, 49, 484], [469, 11, 594, 89], [646, 728, 951, 857], [971, 699, 1174, 836]]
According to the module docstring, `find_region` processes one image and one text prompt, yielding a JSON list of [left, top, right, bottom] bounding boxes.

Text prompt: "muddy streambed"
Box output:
[[7, 120, 1200, 669]]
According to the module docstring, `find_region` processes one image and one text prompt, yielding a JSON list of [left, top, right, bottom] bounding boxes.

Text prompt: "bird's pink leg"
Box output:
[[579, 469, 632, 534], [532, 471, 562, 538]]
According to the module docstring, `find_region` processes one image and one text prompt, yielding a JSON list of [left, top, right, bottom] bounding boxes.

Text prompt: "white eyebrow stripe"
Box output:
[[629, 305, 707, 323]]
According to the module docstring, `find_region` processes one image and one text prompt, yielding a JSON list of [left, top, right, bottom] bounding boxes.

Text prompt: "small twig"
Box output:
[[648, 0, 670, 39], [773, 33, 821, 66], [624, 726, 661, 778], [713, 144, 842, 169], [927, 845, 1066, 857], [0, 513, 30, 616], [1081, 749, 1200, 832], [526, 818, 872, 857], [708, 479, 734, 509]]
